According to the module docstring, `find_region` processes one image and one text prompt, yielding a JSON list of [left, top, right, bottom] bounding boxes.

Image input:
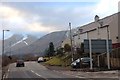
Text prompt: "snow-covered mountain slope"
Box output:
[[2, 34, 38, 55]]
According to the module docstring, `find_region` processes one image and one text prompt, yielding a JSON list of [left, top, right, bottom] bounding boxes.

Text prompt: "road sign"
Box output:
[[84, 39, 112, 53]]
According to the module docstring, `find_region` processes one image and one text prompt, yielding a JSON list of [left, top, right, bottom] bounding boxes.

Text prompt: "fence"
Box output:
[[99, 47, 120, 69]]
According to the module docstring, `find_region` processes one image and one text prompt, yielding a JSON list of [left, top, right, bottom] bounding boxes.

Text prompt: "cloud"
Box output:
[[94, 0, 120, 18], [0, 4, 60, 34], [1, 1, 119, 39], [27, 22, 58, 32]]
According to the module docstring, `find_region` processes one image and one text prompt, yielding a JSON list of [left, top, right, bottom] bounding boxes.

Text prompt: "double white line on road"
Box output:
[[30, 70, 48, 80]]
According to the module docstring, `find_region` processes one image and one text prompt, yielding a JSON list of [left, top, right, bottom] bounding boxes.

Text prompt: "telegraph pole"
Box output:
[[69, 22, 73, 62]]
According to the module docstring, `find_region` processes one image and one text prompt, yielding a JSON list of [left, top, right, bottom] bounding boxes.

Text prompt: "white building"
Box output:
[[69, 12, 120, 49]]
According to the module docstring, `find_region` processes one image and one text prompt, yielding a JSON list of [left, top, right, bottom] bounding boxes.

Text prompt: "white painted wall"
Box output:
[[74, 32, 88, 47]]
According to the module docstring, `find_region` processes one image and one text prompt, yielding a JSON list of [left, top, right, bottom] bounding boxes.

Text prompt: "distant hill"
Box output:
[[0, 34, 23, 55], [1, 34, 38, 55], [11, 31, 67, 56]]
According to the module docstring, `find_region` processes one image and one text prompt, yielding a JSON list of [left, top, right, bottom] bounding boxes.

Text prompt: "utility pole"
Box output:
[[69, 22, 73, 62]]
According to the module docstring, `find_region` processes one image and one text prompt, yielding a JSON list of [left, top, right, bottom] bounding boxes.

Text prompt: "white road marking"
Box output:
[[31, 70, 34, 73], [8, 69, 10, 72], [31, 70, 41, 77], [3, 75, 6, 79], [35, 73, 42, 77], [30, 70, 48, 80], [5, 73, 9, 78]]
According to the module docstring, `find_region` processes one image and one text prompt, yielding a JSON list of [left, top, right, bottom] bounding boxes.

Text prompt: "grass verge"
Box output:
[[45, 54, 72, 67]]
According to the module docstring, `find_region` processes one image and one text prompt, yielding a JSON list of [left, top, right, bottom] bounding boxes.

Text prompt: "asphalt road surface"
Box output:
[[3, 61, 81, 80], [3, 61, 119, 80]]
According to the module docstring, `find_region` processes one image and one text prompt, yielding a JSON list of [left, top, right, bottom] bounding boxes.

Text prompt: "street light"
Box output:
[[2, 30, 10, 56]]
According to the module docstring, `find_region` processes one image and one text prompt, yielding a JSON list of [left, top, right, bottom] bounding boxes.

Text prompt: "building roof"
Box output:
[[77, 12, 119, 29], [75, 12, 120, 34]]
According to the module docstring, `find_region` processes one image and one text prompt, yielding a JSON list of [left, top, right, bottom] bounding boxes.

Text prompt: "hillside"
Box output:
[[11, 31, 67, 56], [1, 34, 38, 56]]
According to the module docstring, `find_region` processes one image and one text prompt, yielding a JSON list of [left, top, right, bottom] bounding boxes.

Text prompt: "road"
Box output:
[[3, 61, 119, 80], [3, 61, 81, 80]]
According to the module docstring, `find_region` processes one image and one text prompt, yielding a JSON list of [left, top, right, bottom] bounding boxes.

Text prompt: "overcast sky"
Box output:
[[0, 0, 120, 39]]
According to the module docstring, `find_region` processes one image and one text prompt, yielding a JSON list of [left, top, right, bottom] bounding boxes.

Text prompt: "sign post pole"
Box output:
[[89, 39, 93, 69], [97, 55, 100, 67], [106, 39, 110, 69]]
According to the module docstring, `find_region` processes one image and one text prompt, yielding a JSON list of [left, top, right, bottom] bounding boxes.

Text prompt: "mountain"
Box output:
[[2, 34, 38, 55], [0, 34, 23, 55], [11, 31, 67, 56], [4, 34, 24, 51]]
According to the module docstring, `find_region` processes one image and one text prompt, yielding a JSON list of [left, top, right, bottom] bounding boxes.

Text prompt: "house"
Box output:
[[73, 12, 120, 49]]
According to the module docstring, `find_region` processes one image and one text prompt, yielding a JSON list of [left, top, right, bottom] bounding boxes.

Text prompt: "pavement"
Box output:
[[56, 70, 119, 78], [2, 61, 120, 80]]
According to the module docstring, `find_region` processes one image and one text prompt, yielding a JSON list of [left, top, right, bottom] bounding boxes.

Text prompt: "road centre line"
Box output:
[[31, 70, 42, 77], [30, 70, 48, 80]]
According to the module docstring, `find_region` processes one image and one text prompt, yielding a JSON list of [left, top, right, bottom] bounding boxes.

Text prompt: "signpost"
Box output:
[[84, 39, 112, 69]]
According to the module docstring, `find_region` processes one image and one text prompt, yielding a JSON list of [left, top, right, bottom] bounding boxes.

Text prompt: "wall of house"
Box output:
[[80, 33, 88, 42], [108, 13, 118, 44], [73, 32, 88, 48], [118, 12, 120, 43], [61, 37, 71, 48], [73, 35, 80, 47], [62, 13, 120, 48], [77, 13, 119, 44]]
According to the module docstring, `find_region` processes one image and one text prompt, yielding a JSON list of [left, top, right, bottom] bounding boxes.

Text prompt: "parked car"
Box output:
[[71, 58, 80, 68], [80, 57, 92, 67], [16, 60, 25, 67], [71, 57, 93, 68], [37, 57, 44, 63]]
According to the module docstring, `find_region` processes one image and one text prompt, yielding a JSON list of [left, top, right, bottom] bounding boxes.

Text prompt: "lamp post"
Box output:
[[2, 30, 10, 56]]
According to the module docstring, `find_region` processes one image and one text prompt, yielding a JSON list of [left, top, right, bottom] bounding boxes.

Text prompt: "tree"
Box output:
[[44, 48, 49, 57], [56, 47, 64, 56], [64, 44, 71, 52], [48, 42, 55, 56]]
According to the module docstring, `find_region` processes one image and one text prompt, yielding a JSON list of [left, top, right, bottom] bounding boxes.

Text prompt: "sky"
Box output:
[[0, 0, 120, 39]]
